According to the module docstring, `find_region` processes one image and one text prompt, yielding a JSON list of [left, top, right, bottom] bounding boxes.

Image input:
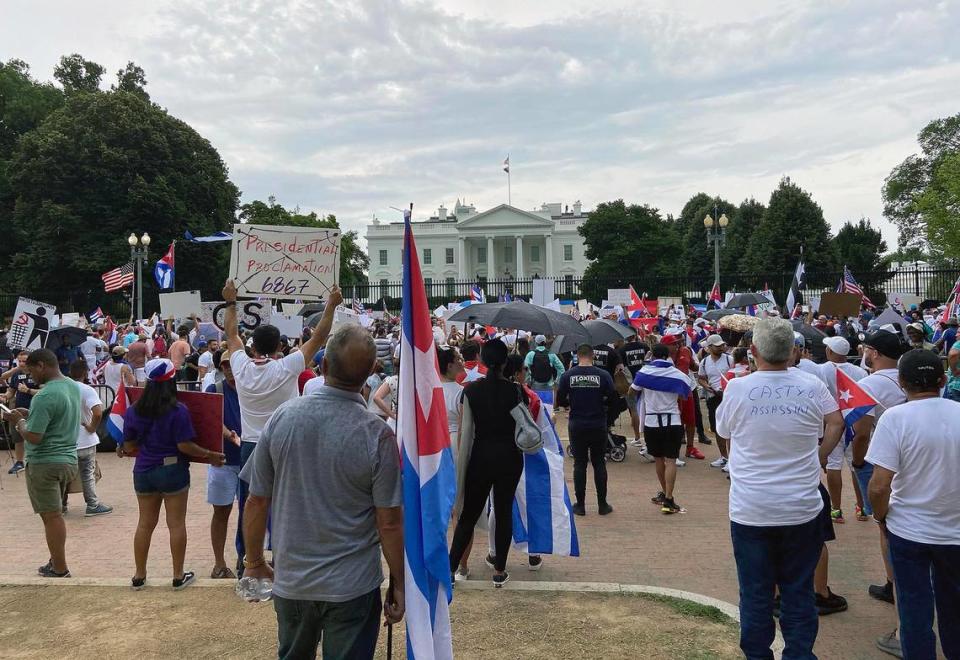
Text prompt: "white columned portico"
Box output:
[[487, 235, 495, 279], [545, 234, 554, 277], [458, 236, 466, 279], [515, 236, 524, 279]]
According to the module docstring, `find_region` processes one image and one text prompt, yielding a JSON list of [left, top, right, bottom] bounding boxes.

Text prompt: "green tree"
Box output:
[[238, 197, 370, 289], [112, 62, 149, 101], [53, 53, 105, 94], [676, 193, 736, 284], [742, 177, 838, 286], [578, 199, 681, 299], [723, 197, 765, 273], [7, 90, 239, 307], [917, 152, 960, 260], [0, 59, 65, 281], [883, 113, 960, 251]]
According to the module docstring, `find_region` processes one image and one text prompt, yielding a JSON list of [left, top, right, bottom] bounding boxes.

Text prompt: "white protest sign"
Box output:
[[9, 297, 56, 350], [433, 304, 448, 317], [807, 296, 821, 314], [59, 313, 82, 327], [273, 313, 304, 338], [359, 314, 374, 329], [283, 302, 305, 316], [886, 292, 922, 310], [159, 291, 202, 320], [606, 288, 632, 306], [229, 223, 341, 301], [532, 278, 554, 307], [200, 301, 272, 331]]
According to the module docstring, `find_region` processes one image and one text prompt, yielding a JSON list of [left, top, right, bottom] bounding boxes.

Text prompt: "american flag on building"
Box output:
[[101, 262, 135, 293], [836, 266, 875, 309]]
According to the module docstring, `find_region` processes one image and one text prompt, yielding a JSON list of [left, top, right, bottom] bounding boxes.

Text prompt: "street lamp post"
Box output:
[[703, 206, 729, 289], [128, 232, 151, 320]]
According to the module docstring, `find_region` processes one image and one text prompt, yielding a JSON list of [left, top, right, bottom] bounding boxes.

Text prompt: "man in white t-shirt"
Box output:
[[197, 339, 219, 383], [80, 330, 107, 372], [223, 279, 342, 566], [696, 334, 732, 467], [867, 349, 960, 660], [716, 318, 844, 660], [819, 327, 908, 622], [65, 360, 112, 517], [816, 335, 868, 524]]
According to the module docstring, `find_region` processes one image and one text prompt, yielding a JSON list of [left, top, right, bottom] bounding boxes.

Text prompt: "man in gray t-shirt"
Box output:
[[241, 325, 404, 660]]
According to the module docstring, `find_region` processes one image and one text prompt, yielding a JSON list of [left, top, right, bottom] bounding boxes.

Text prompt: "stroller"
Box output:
[[566, 431, 627, 463]]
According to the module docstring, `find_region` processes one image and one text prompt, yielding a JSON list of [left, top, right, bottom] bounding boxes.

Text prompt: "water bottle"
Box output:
[[236, 577, 273, 602]]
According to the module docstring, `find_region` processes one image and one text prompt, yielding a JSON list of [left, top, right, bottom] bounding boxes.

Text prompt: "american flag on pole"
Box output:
[[102, 262, 135, 293], [837, 266, 875, 309], [352, 298, 364, 315], [398, 208, 456, 660], [939, 274, 960, 325]]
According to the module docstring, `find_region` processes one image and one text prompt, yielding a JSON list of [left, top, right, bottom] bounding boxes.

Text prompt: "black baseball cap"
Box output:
[[898, 349, 944, 389], [862, 329, 906, 360]]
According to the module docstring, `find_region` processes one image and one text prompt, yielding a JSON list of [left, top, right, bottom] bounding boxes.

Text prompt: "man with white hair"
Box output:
[[716, 318, 845, 659], [817, 335, 868, 524]]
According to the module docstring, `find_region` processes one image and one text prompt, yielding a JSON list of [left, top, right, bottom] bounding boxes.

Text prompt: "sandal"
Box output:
[[131, 576, 146, 590], [210, 566, 236, 579]]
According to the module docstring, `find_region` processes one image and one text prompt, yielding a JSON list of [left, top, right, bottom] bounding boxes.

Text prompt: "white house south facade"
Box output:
[[365, 200, 592, 293]]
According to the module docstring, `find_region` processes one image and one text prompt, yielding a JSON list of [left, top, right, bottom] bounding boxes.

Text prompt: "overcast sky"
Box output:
[[5, 0, 959, 250]]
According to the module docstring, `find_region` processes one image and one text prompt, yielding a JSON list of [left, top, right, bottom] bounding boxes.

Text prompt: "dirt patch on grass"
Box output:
[[0, 585, 740, 659]]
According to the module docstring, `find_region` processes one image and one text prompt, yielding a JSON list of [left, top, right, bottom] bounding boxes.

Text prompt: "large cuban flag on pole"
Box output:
[[106, 381, 128, 443], [399, 207, 457, 660]]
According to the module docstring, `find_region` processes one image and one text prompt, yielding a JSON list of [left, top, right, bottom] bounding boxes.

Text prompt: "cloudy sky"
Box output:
[[5, 0, 959, 249]]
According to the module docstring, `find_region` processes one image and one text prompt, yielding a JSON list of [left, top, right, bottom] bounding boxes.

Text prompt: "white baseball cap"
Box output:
[[535, 334, 546, 345], [705, 334, 726, 347], [823, 336, 850, 356]]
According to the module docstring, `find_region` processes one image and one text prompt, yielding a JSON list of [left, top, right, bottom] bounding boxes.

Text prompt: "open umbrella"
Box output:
[[703, 308, 737, 321], [297, 302, 325, 317], [725, 292, 771, 309], [449, 301, 590, 342], [45, 326, 88, 352], [582, 319, 634, 343]]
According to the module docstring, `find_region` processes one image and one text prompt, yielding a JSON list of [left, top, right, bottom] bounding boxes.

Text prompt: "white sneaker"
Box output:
[[630, 438, 644, 447], [675, 458, 686, 467], [710, 457, 727, 468], [637, 447, 655, 463], [721, 463, 730, 473], [454, 567, 470, 581]]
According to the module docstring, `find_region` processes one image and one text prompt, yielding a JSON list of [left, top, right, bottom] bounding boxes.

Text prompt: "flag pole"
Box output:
[[171, 240, 176, 292]]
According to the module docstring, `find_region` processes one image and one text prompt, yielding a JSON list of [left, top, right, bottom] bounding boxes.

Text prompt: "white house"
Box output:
[[365, 199, 592, 296]]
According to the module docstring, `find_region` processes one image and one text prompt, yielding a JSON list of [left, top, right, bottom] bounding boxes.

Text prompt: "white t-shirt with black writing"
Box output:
[[230, 350, 306, 444], [866, 398, 960, 544], [716, 369, 838, 526]]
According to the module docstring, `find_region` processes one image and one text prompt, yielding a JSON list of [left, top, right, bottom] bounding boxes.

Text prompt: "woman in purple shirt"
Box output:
[[121, 359, 224, 591]]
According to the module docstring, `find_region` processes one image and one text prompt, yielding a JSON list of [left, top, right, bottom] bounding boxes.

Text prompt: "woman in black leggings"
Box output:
[[449, 339, 525, 587]]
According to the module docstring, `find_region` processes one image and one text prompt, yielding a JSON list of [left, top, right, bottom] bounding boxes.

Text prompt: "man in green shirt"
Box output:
[[2, 349, 80, 577]]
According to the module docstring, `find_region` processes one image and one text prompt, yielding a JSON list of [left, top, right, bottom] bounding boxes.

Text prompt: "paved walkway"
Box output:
[[0, 410, 898, 659]]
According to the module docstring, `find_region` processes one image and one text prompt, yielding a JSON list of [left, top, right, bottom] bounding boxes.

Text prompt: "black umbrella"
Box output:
[[725, 292, 771, 308], [46, 326, 88, 351], [297, 303, 325, 317], [582, 319, 634, 343], [704, 308, 738, 321], [448, 301, 589, 342]]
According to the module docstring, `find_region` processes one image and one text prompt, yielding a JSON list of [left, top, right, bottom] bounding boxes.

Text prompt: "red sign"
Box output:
[[124, 387, 224, 463]]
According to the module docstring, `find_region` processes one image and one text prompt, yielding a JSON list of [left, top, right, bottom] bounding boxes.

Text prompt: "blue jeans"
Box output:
[[236, 442, 271, 561], [852, 462, 874, 516], [731, 517, 822, 660], [887, 530, 960, 660]]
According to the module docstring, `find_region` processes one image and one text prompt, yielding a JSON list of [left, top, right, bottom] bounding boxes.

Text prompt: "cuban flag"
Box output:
[[88, 306, 105, 324], [507, 394, 579, 556], [708, 282, 724, 309], [398, 209, 456, 660], [837, 368, 877, 446], [632, 360, 693, 398], [154, 243, 175, 290], [470, 284, 486, 303], [106, 381, 128, 444]]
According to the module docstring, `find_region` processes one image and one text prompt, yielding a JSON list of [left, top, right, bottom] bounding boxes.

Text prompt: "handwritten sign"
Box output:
[[606, 289, 633, 306], [200, 301, 272, 331], [229, 223, 341, 301], [159, 291, 202, 320]]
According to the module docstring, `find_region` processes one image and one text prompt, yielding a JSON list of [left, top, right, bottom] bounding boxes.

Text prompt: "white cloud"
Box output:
[[2, 0, 959, 254]]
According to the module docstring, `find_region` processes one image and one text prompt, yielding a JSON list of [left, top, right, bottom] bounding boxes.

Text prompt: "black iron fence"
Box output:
[[3, 264, 958, 322]]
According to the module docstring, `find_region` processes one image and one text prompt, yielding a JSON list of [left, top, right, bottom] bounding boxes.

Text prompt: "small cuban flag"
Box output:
[[837, 369, 877, 446], [470, 284, 485, 303], [107, 380, 128, 444], [154, 243, 175, 290]]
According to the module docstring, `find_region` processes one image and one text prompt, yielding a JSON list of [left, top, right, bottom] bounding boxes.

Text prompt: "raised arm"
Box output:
[[221, 280, 245, 354], [300, 286, 343, 359]]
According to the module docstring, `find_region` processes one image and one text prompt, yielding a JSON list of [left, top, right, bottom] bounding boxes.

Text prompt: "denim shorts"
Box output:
[[133, 462, 190, 495], [206, 464, 241, 506]]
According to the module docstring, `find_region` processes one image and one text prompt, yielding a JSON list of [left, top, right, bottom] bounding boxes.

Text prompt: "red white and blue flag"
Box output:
[[398, 209, 456, 660], [836, 265, 875, 309], [837, 368, 877, 446], [88, 306, 105, 324], [154, 243, 175, 290], [939, 274, 960, 325], [470, 284, 485, 303], [106, 380, 128, 444], [708, 282, 723, 309]]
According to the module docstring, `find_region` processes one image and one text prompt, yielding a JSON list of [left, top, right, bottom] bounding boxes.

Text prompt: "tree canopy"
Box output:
[[883, 113, 960, 253], [676, 193, 737, 283]]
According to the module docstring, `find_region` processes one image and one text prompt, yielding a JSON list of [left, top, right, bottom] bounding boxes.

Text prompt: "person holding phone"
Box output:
[[2, 349, 38, 474], [120, 358, 225, 591]]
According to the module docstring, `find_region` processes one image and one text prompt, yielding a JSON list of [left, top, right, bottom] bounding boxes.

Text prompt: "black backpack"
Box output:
[[530, 350, 554, 383]]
